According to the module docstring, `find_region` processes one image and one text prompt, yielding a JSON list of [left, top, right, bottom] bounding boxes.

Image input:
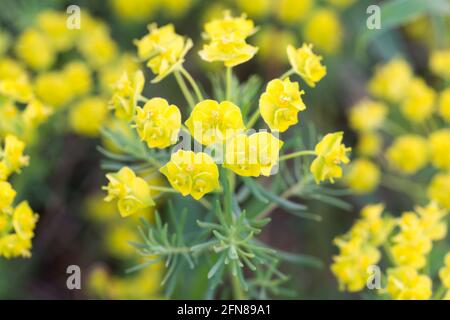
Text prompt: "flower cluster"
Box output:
[[103, 14, 350, 220], [344, 56, 450, 204], [0, 135, 38, 258], [332, 202, 449, 299]]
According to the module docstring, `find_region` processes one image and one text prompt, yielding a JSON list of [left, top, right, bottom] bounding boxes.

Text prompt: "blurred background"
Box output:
[[0, 0, 449, 299]]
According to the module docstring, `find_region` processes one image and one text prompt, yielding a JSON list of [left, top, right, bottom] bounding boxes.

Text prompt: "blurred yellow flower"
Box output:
[[356, 132, 382, 157], [12, 201, 38, 240], [276, 0, 312, 23], [63, 61, 92, 97], [428, 172, 450, 209], [401, 78, 435, 123], [349, 99, 387, 132], [236, 0, 271, 19], [310, 132, 351, 183], [304, 9, 343, 55], [429, 129, 450, 170], [69, 97, 109, 137], [386, 135, 428, 175], [135, 24, 192, 82], [438, 88, 450, 123], [0, 76, 33, 103], [78, 28, 118, 69], [287, 44, 327, 87], [109, 0, 159, 22], [34, 71, 74, 108], [430, 49, 450, 80], [109, 70, 145, 121], [440, 253, 450, 289], [160, 150, 220, 200], [416, 202, 448, 241], [0, 181, 16, 211], [186, 99, 245, 146], [2, 135, 29, 174], [259, 78, 306, 132], [135, 98, 181, 148], [345, 158, 380, 194], [327, 0, 357, 8], [254, 27, 296, 64], [36, 10, 75, 51], [22, 99, 53, 129], [0, 234, 33, 258], [368, 58, 413, 103], [104, 167, 155, 217], [386, 267, 432, 300], [15, 28, 55, 71]]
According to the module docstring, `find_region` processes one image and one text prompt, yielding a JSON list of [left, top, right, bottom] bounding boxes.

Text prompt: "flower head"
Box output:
[[429, 129, 450, 170], [104, 167, 154, 217], [439, 88, 450, 123], [287, 43, 326, 87], [349, 99, 387, 132], [401, 78, 436, 123], [368, 58, 413, 103], [428, 172, 450, 209], [159, 150, 219, 200], [310, 132, 351, 183], [430, 49, 450, 80], [109, 70, 145, 121], [70, 97, 108, 137], [224, 132, 283, 177], [386, 135, 428, 175], [439, 253, 450, 289], [199, 12, 258, 67], [135, 24, 192, 83], [386, 267, 432, 300], [0, 181, 16, 211], [186, 99, 245, 146], [345, 158, 380, 194], [1, 135, 29, 174], [135, 98, 181, 149], [304, 8, 343, 54], [259, 78, 306, 132]]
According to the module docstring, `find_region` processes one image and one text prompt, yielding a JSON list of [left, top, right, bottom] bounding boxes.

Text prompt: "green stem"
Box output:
[[280, 68, 294, 80], [279, 150, 316, 161], [433, 284, 447, 300], [180, 66, 204, 102], [246, 109, 260, 128], [148, 186, 179, 193], [174, 71, 195, 109], [226, 67, 233, 101], [230, 270, 246, 300]]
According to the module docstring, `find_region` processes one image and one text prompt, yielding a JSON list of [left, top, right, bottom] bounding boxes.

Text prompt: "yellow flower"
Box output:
[[304, 9, 343, 55], [78, 28, 118, 69], [259, 78, 306, 132], [135, 24, 192, 83], [327, 0, 357, 8], [331, 236, 380, 292], [391, 212, 432, 269], [254, 27, 296, 64], [428, 172, 450, 209], [368, 58, 413, 103], [236, 0, 271, 19], [15, 28, 55, 71], [109, 70, 145, 121], [310, 132, 351, 183], [105, 224, 137, 259], [416, 202, 448, 241], [0, 162, 9, 181], [0, 234, 33, 258], [349, 99, 387, 132], [345, 158, 380, 194], [69, 97, 108, 137], [0, 76, 34, 103], [401, 78, 436, 123], [22, 99, 53, 129], [12, 201, 38, 240], [109, 0, 158, 22], [224, 132, 283, 177], [63, 61, 92, 97], [439, 88, 450, 123], [2, 135, 29, 174], [36, 10, 75, 51], [99, 54, 139, 93], [199, 12, 258, 67], [159, 150, 219, 200], [429, 129, 450, 170], [276, 0, 312, 23], [135, 98, 181, 148], [159, 0, 194, 18], [356, 132, 382, 157], [386, 135, 428, 175], [386, 267, 432, 300], [34, 71, 74, 108], [186, 100, 245, 146], [0, 181, 16, 211], [104, 167, 155, 217], [358, 203, 395, 246], [430, 49, 450, 79], [439, 253, 450, 289], [287, 44, 327, 87]]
